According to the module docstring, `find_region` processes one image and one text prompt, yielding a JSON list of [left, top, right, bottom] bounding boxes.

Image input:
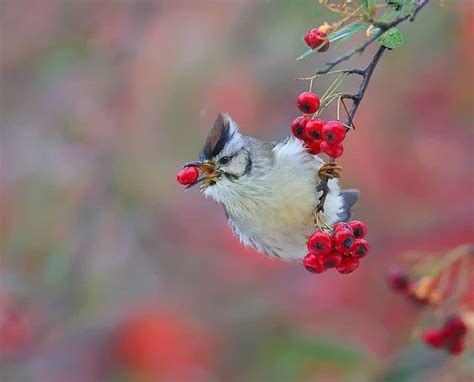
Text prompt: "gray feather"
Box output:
[[337, 189, 359, 222]]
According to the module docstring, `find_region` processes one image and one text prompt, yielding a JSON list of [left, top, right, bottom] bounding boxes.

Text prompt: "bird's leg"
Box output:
[[318, 162, 342, 179], [315, 162, 342, 215], [316, 181, 329, 213]]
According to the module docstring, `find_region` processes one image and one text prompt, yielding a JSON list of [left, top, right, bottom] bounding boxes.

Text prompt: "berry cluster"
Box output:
[[303, 221, 369, 275], [386, 267, 441, 305], [304, 27, 330, 52], [421, 316, 468, 355], [291, 93, 347, 158], [177, 166, 199, 185]]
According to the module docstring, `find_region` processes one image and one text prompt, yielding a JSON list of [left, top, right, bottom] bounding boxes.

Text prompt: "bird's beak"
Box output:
[[182, 160, 221, 189]]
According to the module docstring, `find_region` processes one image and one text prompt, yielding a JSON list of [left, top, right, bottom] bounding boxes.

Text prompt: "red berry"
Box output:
[[349, 221, 367, 239], [332, 222, 352, 233], [304, 140, 321, 155], [387, 266, 410, 291], [320, 251, 342, 268], [421, 329, 444, 349], [322, 121, 346, 144], [447, 339, 464, 355], [176, 166, 199, 185], [303, 253, 327, 274], [351, 239, 370, 259], [443, 316, 467, 338], [305, 118, 325, 141], [336, 257, 359, 274], [291, 116, 309, 140], [304, 29, 329, 52], [297, 92, 320, 114], [333, 229, 355, 254], [307, 231, 332, 256], [320, 141, 344, 158]]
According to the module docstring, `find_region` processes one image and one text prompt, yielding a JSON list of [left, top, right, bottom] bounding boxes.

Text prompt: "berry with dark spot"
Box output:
[[291, 116, 309, 140], [349, 221, 367, 238], [305, 118, 325, 141], [351, 239, 370, 258], [307, 231, 332, 256], [322, 121, 346, 144], [333, 229, 355, 254], [297, 92, 320, 114], [320, 251, 343, 268], [303, 253, 327, 274], [336, 257, 360, 274]]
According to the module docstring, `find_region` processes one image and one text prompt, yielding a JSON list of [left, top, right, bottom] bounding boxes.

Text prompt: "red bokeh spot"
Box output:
[[0, 296, 32, 359], [114, 308, 214, 379]]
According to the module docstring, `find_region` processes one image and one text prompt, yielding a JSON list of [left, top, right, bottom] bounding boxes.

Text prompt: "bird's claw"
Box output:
[[318, 162, 342, 180]]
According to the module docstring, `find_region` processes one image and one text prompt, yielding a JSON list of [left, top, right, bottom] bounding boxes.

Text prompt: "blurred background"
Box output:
[[1, 1, 473, 381]]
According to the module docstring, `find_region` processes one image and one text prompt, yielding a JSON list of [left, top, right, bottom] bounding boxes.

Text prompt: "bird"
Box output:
[[185, 112, 358, 262]]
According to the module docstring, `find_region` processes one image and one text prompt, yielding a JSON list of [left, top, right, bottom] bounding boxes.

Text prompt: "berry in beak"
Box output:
[[180, 161, 221, 189]]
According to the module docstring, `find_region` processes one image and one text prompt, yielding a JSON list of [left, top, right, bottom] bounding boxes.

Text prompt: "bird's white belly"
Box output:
[[223, 170, 342, 261], [227, 200, 316, 261]]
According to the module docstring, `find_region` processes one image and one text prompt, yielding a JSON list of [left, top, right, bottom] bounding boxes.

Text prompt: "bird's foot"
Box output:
[[318, 162, 342, 180]]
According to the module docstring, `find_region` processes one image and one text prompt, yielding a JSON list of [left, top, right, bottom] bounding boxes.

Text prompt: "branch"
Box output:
[[315, 0, 430, 214], [341, 44, 386, 128]]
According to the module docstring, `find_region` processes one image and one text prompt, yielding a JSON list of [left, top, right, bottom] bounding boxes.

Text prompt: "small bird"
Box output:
[[185, 113, 358, 261]]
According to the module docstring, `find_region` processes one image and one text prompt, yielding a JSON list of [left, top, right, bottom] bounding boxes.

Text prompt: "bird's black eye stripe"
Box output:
[[219, 156, 231, 165]]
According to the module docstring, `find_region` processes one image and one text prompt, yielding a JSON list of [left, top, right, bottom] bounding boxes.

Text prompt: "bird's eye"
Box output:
[[219, 156, 230, 165]]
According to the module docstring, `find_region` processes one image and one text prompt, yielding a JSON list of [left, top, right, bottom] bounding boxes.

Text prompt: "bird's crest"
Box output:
[[200, 113, 237, 160]]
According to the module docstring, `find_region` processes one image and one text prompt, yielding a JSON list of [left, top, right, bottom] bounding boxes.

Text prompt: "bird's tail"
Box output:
[[337, 189, 359, 222]]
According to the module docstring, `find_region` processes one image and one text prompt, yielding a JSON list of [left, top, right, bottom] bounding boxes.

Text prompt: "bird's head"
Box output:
[[184, 113, 252, 202]]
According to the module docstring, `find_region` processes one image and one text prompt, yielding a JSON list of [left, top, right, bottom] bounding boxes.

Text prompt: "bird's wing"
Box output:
[[337, 189, 359, 222]]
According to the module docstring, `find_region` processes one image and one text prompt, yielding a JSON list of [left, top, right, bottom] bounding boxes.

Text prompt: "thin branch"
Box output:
[[341, 44, 386, 127], [317, 0, 430, 75]]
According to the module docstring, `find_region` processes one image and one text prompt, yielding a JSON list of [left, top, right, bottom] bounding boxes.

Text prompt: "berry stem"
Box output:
[[318, 93, 345, 116], [319, 73, 347, 104], [336, 95, 342, 121]]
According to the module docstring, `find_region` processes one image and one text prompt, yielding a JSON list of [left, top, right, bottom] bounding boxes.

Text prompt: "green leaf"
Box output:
[[377, 27, 405, 49], [329, 21, 369, 43]]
